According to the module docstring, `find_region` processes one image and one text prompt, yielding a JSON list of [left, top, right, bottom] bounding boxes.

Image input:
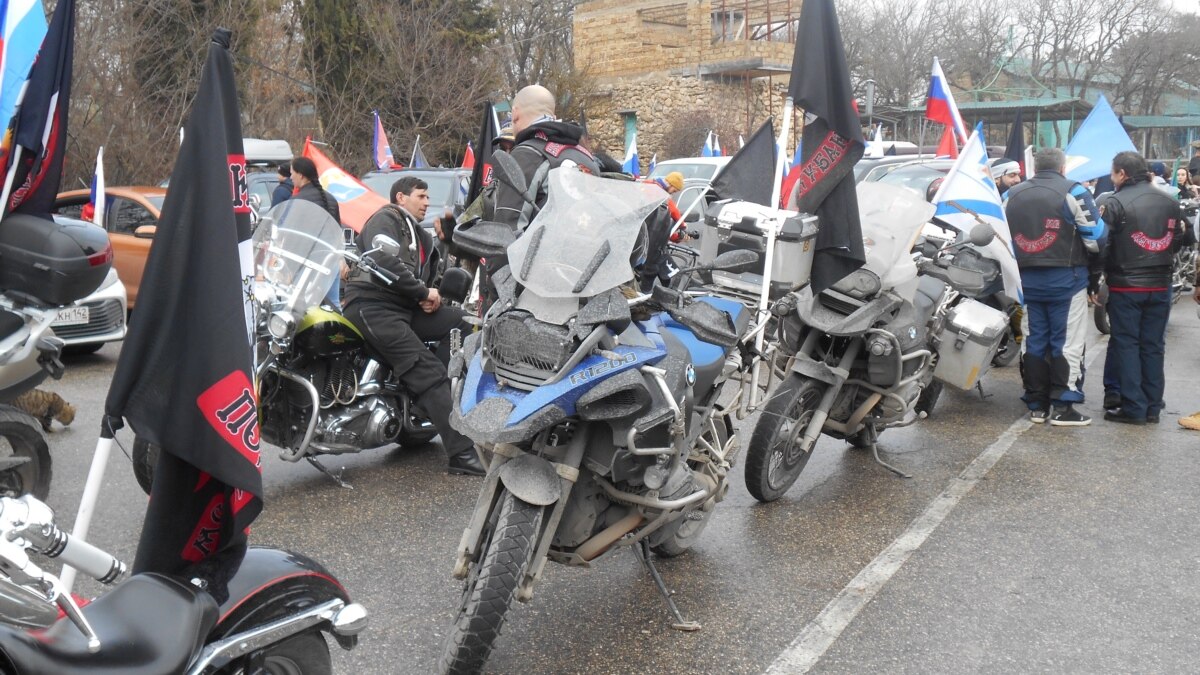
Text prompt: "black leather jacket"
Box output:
[[344, 205, 435, 309], [492, 120, 601, 228], [1099, 177, 1184, 289]]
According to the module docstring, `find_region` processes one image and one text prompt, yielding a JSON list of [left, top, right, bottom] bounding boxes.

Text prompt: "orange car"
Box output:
[[54, 187, 164, 309]]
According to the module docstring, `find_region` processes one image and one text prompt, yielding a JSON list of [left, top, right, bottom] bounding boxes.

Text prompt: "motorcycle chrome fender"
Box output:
[[213, 546, 363, 650]]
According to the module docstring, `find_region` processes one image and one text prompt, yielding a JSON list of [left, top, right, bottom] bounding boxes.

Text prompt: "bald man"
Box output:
[[493, 84, 601, 229]]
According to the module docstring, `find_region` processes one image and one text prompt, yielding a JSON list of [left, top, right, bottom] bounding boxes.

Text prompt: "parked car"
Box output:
[[648, 156, 731, 181], [855, 154, 937, 183], [360, 167, 471, 228], [52, 267, 128, 355], [53, 186, 164, 309]]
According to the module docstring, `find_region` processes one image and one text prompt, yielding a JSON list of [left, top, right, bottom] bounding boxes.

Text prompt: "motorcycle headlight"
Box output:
[[267, 311, 295, 340]]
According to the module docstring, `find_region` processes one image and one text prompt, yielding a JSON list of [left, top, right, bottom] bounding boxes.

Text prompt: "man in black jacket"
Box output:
[[1096, 151, 1184, 425], [492, 84, 601, 229], [342, 176, 484, 475]]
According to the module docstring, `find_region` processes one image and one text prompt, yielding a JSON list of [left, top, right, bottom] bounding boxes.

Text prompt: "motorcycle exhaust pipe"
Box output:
[[576, 510, 645, 562]]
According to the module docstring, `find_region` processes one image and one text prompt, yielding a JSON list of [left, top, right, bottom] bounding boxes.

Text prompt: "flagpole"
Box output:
[[411, 135, 420, 166], [60, 425, 116, 592]]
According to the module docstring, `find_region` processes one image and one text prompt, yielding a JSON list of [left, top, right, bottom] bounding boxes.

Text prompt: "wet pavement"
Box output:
[[36, 301, 1200, 674]]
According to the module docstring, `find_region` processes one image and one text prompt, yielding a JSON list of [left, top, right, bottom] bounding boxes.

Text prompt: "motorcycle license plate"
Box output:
[[53, 306, 90, 326]]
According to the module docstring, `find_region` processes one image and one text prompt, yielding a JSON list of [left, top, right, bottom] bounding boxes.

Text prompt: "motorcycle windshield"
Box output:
[[253, 200, 344, 315], [507, 168, 667, 299], [857, 182, 934, 291]]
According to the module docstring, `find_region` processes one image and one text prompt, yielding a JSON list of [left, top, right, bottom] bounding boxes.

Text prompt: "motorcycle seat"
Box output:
[[913, 275, 946, 331], [0, 573, 218, 675]]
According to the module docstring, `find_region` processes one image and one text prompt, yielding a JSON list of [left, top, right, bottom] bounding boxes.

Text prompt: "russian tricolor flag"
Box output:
[[372, 110, 397, 170], [925, 57, 967, 144], [622, 134, 639, 177], [0, 0, 47, 136], [86, 145, 103, 225], [701, 131, 715, 157]]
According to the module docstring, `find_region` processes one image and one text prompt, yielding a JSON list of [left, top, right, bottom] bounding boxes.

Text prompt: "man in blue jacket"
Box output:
[[1004, 148, 1104, 426]]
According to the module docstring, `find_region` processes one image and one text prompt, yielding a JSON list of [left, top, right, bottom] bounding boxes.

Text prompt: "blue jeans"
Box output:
[[1106, 289, 1170, 419], [1021, 289, 1087, 409]]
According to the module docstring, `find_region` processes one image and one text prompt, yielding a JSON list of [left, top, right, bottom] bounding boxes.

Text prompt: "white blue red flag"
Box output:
[[931, 123, 1022, 303], [701, 131, 715, 157], [372, 110, 397, 170], [1063, 94, 1136, 182], [648, 153, 656, 175], [411, 136, 429, 169], [925, 57, 967, 144], [86, 145, 104, 225], [622, 134, 639, 176]]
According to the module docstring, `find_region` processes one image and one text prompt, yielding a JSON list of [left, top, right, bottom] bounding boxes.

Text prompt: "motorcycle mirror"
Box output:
[[454, 221, 517, 259], [709, 249, 759, 273], [969, 223, 996, 247], [371, 234, 402, 257], [490, 150, 528, 196]]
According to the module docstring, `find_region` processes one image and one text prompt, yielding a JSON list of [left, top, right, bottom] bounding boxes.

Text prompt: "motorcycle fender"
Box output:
[[214, 546, 354, 648], [790, 355, 842, 385], [498, 454, 562, 506]]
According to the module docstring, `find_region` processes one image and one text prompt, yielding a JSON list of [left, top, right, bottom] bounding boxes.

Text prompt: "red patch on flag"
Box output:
[[196, 370, 262, 470], [182, 493, 225, 562], [228, 153, 250, 214]]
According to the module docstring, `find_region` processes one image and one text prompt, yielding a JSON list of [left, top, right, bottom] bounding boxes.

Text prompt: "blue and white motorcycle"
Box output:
[[438, 164, 758, 674]]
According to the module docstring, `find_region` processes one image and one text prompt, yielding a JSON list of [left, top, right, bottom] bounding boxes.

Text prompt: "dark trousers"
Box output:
[[1106, 289, 1170, 419], [342, 299, 474, 455], [1021, 290, 1086, 410]]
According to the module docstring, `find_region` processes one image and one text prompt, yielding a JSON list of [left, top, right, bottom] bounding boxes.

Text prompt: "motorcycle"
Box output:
[[0, 214, 115, 500], [133, 200, 474, 491], [0, 492, 366, 673], [743, 183, 1004, 501], [437, 164, 759, 674]]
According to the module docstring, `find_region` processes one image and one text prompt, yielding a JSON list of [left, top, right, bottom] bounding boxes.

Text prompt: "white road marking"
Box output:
[[765, 336, 1109, 674]]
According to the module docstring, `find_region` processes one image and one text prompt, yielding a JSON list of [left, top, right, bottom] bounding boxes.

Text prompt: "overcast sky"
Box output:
[[1170, 0, 1199, 13]]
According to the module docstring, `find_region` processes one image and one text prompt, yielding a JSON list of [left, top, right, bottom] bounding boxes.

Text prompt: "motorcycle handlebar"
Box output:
[[31, 523, 127, 585]]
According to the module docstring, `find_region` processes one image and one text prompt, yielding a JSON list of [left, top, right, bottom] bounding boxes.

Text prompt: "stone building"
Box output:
[[574, 0, 800, 170]]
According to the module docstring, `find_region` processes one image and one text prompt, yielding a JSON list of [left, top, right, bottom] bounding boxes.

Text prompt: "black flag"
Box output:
[[709, 119, 777, 206], [1004, 110, 1025, 166], [105, 29, 260, 597], [785, 0, 866, 293], [3, 0, 75, 218], [466, 102, 498, 206]]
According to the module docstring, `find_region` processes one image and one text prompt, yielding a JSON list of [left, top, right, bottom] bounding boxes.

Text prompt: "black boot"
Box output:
[[447, 446, 486, 476]]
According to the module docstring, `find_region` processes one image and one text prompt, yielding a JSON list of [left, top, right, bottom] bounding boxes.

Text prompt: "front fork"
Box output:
[[797, 338, 862, 454], [452, 424, 589, 603]]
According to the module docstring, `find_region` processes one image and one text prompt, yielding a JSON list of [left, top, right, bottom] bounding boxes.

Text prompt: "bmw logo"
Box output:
[[685, 364, 696, 387]]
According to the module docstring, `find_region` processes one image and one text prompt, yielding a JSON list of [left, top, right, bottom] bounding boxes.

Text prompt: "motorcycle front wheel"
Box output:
[[0, 407, 50, 499], [439, 489, 545, 675], [745, 376, 824, 503]]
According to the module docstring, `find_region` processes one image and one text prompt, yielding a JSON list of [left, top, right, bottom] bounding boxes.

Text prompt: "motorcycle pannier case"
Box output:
[[932, 298, 1008, 390], [700, 200, 818, 298], [0, 214, 112, 306]]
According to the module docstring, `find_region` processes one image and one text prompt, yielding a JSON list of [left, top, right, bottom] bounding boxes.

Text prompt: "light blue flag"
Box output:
[[1064, 95, 1136, 182], [931, 123, 1023, 303]]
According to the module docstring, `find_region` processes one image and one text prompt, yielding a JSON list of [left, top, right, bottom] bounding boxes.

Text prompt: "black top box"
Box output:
[[0, 214, 113, 306]]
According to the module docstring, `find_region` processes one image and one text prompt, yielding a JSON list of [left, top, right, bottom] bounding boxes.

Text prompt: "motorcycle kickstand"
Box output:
[[862, 425, 912, 479], [975, 380, 992, 401], [633, 539, 701, 632], [306, 456, 354, 489]]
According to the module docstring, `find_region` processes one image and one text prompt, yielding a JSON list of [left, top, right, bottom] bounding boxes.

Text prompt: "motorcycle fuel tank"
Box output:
[[295, 307, 365, 357]]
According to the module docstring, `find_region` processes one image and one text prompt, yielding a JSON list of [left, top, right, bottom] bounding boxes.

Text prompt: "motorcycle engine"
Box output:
[[313, 395, 401, 453]]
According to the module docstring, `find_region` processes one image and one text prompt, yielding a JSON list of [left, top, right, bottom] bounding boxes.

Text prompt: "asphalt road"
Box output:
[[35, 301, 1200, 674]]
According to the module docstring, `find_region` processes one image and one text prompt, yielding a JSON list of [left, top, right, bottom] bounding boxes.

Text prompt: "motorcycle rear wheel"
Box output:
[[991, 328, 1020, 367], [0, 407, 50, 499], [132, 437, 159, 495], [236, 629, 331, 675], [745, 376, 824, 503], [439, 489, 544, 675]]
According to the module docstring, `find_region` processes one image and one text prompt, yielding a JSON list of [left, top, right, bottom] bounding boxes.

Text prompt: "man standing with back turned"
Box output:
[[1096, 151, 1183, 425], [1005, 148, 1104, 426]]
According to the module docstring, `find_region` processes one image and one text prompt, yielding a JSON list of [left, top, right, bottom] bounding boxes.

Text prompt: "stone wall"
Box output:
[[574, 0, 801, 171]]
